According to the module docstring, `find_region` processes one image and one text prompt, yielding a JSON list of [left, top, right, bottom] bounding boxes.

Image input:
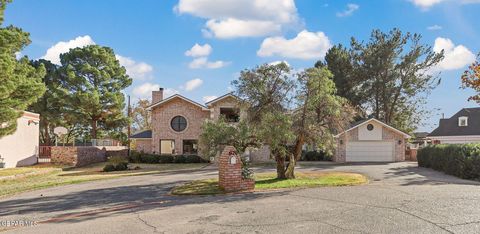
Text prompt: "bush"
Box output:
[[128, 151, 208, 164], [103, 164, 116, 172], [418, 144, 480, 180], [301, 150, 332, 161], [103, 156, 129, 172]]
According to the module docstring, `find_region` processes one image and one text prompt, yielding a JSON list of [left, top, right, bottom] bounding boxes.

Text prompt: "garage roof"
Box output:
[[335, 118, 411, 138]]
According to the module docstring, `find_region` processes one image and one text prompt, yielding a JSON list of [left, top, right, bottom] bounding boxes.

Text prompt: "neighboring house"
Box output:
[[0, 112, 40, 168], [334, 118, 411, 163], [130, 130, 152, 153], [429, 107, 480, 144], [410, 132, 431, 148]]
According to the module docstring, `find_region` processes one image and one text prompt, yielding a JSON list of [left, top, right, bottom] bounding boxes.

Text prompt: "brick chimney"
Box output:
[[152, 88, 164, 104]]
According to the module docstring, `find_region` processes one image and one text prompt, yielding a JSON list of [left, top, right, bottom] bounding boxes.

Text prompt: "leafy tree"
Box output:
[[233, 63, 296, 178], [60, 45, 132, 139], [461, 53, 480, 103], [199, 118, 257, 160], [29, 59, 67, 145], [286, 67, 354, 178], [131, 99, 152, 132], [0, 0, 46, 138], [317, 29, 444, 132]]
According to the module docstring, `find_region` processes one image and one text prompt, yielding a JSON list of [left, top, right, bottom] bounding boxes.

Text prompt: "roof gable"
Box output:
[[429, 108, 480, 137], [205, 93, 238, 107], [335, 118, 411, 138], [147, 94, 209, 111]]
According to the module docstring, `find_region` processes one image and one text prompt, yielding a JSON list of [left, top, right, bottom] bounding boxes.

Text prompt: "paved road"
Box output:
[[1, 162, 480, 234]]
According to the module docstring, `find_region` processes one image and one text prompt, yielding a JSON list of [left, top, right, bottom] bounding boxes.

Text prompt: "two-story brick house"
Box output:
[[131, 88, 241, 156]]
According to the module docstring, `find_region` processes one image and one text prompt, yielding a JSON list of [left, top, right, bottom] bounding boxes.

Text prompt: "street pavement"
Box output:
[[1, 162, 479, 234]]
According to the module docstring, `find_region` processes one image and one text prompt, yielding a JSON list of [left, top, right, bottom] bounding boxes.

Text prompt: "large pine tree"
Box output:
[[60, 45, 132, 139], [0, 0, 46, 138]]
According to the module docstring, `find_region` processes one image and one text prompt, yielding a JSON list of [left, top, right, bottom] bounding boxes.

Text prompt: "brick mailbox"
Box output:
[[218, 146, 255, 192]]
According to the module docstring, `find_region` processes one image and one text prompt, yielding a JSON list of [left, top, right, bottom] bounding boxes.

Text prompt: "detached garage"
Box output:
[[334, 118, 410, 163]]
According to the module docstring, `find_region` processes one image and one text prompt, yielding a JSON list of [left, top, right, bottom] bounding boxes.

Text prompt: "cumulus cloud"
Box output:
[[41, 35, 95, 65], [182, 78, 203, 91], [433, 37, 476, 71], [15, 52, 22, 60], [116, 55, 153, 80], [189, 57, 229, 69], [427, 25, 443, 30], [203, 95, 218, 103], [185, 43, 212, 57], [175, 0, 299, 39], [269, 60, 291, 67], [336, 4, 359, 17], [132, 83, 178, 99], [257, 30, 332, 60]]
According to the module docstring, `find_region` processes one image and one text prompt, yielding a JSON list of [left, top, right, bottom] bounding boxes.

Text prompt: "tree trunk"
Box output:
[[285, 135, 305, 179], [91, 119, 97, 139], [43, 123, 51, 145], [285, 153, 296, 179], [275, 154, 287, 179]]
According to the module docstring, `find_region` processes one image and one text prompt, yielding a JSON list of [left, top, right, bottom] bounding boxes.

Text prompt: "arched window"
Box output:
[[171, 116, 187, 132]]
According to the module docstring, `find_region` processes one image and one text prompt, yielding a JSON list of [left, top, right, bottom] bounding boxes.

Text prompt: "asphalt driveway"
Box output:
[[1, 162, 479, 234]]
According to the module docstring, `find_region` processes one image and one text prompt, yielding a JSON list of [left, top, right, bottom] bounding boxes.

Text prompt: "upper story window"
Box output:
[[458, 116, 468, 127], [220, 108, 240, 123], [171, 116, 187, 132]]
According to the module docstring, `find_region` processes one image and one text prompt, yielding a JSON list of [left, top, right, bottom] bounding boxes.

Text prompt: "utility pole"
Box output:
[[127, 95, 131, 156]]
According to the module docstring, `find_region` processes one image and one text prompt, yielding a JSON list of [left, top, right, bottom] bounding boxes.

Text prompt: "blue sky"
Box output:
[[5, 0, 480, 132]]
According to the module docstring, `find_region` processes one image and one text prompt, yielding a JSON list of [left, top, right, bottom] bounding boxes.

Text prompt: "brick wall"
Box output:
[[134, 139, 152, 154], [151, 97, 210, 155], [218, 146, 255, 192], [50, 146, 108, 167]]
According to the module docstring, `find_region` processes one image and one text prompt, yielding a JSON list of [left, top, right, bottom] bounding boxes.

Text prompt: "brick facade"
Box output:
[[218, 146, 255, 192], [151, 97, 210, 155], [334, 121, 407, 163], [134, 139, 152, 154]]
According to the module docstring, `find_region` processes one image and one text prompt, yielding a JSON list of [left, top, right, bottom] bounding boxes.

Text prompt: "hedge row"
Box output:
[[300, 150, 332, 161], [128, 151, 208, 164], [417, 144, 480, 180]]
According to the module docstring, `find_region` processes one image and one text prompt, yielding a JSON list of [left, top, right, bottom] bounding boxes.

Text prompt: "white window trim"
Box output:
[[458, 116, 468, 127]]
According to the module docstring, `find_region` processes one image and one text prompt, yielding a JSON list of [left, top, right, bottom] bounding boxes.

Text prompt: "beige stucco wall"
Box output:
[[151, 98, 210, 155], [0, 112, 40, 168], [334, 124, 406, 163]]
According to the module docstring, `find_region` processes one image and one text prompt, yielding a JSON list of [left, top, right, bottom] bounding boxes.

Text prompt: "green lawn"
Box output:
[[0, 163, 208, 198], [171, 172, 368, 195]]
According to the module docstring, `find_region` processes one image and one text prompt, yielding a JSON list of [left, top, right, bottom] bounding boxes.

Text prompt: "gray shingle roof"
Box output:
[[429, 108, 480, 137], [130, 130, 152, 139]]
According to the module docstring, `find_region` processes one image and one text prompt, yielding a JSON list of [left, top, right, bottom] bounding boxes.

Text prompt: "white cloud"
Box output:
[[203, 95, 218, 103], [410, 0, 480, 9], [269, 60, 291, 67], [188, 57, 229, 69], [427, 25, 443, 30], [433, 37, 476, 71], [336, 4, 359, 17], [116, 55, 153, 80], [257, 30, 332, 60], [132, 83, 178, 99], [185, 43, 212, 57], [203, 18, 281, 39], [182, 78, 203, 91], [175, 0, 298, 39], [41, 35, 95, 65], [15, 52, 22, 60]]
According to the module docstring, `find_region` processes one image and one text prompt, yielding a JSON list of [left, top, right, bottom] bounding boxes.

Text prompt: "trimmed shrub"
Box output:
[[417, 144, 480, 180], [301, 150, 332, 161], [128, 151, 208, 164], [103, 164, 116, 172]]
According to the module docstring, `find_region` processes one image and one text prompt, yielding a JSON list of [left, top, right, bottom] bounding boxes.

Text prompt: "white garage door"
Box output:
[[346, 141, 394, 162]]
